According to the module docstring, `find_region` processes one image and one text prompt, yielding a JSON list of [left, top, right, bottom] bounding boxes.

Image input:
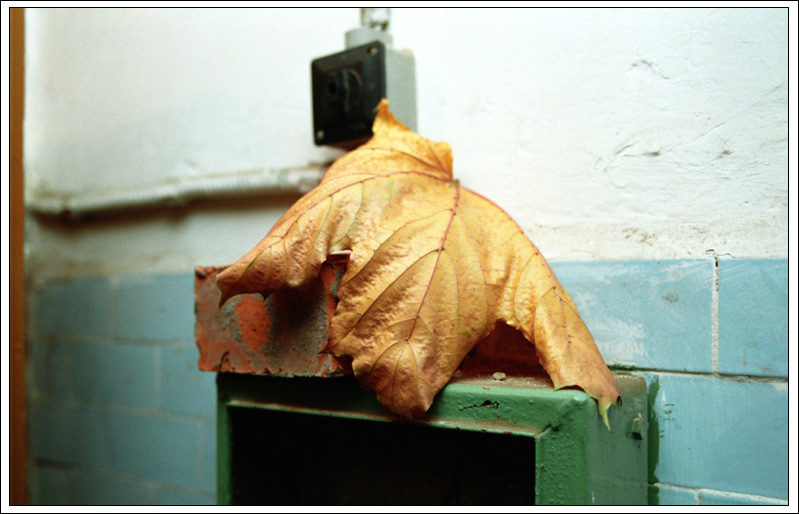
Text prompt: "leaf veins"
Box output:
[[218, 100, 619, 426]]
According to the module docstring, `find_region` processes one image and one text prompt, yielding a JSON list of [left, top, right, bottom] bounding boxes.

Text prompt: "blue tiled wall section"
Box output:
[[68, 471, 157, 505], [652, 484, 698, 506], [697, 490, 790, 506], [161, 346, 217, 418], [27, 260, 788, 505], [30, 402, 109, 469], [30, 339, 73, 401], [32, 277, 112, 340], [651, 484, 788, 506], [718, 259, 788, 377], [30, 465, 209, 505], [550, 260, 713, 372], [113, 274, 196, 343], [31, 466, 71, 506], [105, 411, 205, 490], [640, 372, 788, 499], [201, 422, 217, 496], [28, 271, 216, 506], [72, 343, 159, 409], [156, 488, 215, 506]]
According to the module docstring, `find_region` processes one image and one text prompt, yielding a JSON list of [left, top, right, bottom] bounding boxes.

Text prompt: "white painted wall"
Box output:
[[25, 7, 789, 282]]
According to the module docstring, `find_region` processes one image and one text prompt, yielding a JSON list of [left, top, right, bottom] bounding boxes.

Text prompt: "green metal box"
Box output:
[[216, 372, 647, 505]]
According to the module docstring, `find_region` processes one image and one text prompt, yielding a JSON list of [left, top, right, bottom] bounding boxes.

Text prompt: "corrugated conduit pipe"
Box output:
[[28, 164, 328, 223]]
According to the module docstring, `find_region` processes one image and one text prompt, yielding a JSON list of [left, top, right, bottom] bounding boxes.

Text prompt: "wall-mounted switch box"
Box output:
[[312, 39, 416, 149]]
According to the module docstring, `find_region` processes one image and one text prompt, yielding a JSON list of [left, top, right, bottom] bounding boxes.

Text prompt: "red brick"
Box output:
[[194, 261, 352, 377]]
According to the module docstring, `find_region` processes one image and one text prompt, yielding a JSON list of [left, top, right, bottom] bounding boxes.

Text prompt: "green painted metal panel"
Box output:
[[216, 372, 647, 505]]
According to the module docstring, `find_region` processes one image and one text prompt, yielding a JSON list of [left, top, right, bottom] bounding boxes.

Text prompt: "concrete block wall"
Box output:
[[28, 273, 216, 505], [27, 258, 788, 505]]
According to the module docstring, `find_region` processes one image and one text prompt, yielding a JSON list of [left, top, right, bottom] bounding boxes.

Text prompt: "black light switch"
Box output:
[[312, 42, 387, 148], [312, 38, 416, 149]]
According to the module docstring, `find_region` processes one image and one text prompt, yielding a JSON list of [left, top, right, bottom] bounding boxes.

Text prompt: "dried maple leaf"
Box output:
[[218, 100, 619, 427]]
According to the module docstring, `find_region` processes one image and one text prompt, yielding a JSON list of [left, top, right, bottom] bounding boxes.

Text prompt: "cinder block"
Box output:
[[29, 401, 108, 468], [72, 342, 158, 409], [106, 411, 202, 490], [161, 345, 217, 418], [70, 471, 156, 505], [642, 372, 788, 499], [550, 260, 713, 372], [115, 273, 195, 342], [718, 259, 788, 377], [32, 277, 111, 339]]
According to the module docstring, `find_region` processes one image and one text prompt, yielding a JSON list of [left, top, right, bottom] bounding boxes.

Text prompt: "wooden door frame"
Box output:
[[10, 6, 27, 506]]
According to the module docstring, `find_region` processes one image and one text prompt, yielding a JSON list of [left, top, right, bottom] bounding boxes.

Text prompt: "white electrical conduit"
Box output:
[[28, 164, 329, 222]]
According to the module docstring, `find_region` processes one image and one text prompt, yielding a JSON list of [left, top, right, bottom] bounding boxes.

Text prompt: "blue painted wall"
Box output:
[[27, 258, 788, 505], [28, 273, 216, 505]]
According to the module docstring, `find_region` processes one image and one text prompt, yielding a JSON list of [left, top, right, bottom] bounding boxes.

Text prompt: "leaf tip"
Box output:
[[600, 406, 612, 431], [598, 394, 621, 431], [373, 98, 410, 134]]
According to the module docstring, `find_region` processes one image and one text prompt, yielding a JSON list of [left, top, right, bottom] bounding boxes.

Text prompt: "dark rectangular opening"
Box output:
[[228, 406, 536, 505]]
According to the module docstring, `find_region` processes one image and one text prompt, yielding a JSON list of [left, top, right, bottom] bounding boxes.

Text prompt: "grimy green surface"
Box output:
[[217, 373, 647, 505]]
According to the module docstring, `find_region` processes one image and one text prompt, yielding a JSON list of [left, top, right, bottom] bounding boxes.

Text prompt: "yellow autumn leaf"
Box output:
[[218, 100, 619, 427]]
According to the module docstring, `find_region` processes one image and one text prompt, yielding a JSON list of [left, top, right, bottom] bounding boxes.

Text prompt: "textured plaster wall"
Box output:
[[24, 8, 788, 283]]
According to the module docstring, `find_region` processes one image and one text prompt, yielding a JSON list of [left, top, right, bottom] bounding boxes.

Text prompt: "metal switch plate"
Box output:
[[312, 41, 416, 148]]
